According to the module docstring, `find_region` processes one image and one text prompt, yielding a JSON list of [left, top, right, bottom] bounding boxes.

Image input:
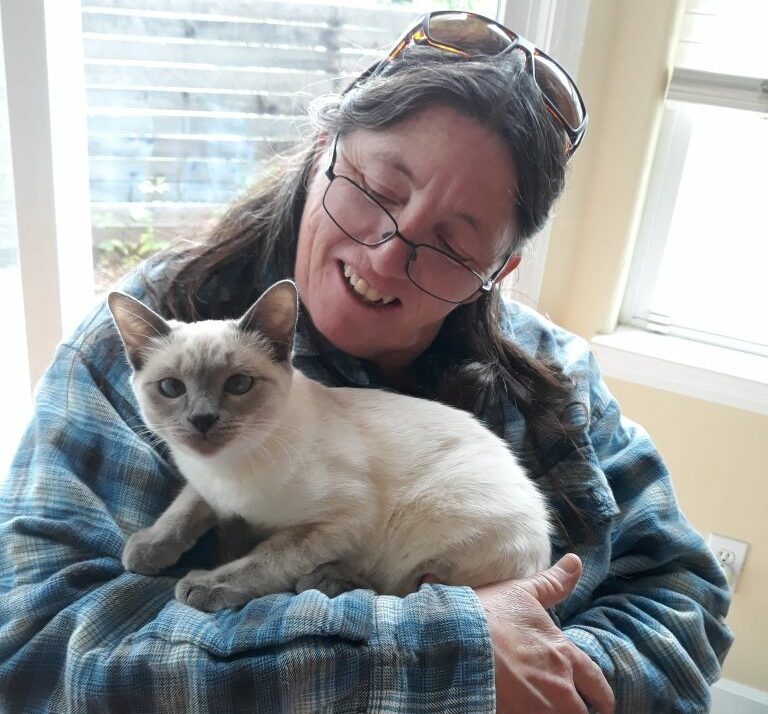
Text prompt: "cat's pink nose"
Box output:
[[189, 413, 219, 435]]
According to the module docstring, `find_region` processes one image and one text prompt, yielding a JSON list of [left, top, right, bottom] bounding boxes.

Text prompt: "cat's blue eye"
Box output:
[[224, 374, 254, 395], [158, 378, 186, 398]]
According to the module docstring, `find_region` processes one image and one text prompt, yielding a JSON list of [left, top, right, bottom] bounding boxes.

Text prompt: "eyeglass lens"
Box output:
[[323, 176, 483, 302], [532, 55, 585, 131], [428, 13, 511, 55]]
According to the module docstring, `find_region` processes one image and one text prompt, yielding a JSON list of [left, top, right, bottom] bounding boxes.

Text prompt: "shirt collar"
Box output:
[[292, 311, 372, 388]]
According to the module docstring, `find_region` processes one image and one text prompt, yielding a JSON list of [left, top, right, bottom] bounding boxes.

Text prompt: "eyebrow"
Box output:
[[370, 150, 483, 235]]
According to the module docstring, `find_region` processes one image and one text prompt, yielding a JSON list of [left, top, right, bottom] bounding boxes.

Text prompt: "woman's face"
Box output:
[[295, 105, 521, 370]]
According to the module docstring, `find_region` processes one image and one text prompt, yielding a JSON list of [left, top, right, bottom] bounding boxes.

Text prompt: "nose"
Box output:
[[189, 413, 219, 435], [368, 231, 414, 279]]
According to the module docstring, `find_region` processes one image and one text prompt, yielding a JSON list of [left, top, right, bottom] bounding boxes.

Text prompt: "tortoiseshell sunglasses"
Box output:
[[348, 11, 588, 157]]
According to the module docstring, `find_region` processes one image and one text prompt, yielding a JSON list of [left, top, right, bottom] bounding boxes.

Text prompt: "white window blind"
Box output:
[[621, 0, 768, 358], [675, 0, 768, 78]]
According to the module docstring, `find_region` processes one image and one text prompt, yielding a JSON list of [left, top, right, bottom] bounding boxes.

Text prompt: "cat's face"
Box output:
[[109, 281, 298, 458], [132, 322, 291, 456]]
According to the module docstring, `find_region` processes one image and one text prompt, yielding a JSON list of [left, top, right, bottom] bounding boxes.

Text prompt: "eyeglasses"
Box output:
[[349, 11, 587, 156], [322, 134, 513, 304]]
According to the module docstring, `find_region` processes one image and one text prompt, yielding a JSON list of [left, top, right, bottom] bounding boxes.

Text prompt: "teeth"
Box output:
[[343, 264, 396, 305]]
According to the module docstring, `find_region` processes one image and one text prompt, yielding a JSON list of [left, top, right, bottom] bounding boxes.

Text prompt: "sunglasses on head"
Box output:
[[348, 11, 588, 157]]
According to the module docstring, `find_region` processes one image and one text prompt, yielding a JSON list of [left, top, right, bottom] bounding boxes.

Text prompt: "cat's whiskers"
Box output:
[[245, 449, 260, 482], [245, 418, 312, 443], [265, 433, 305, 473], [232, 429, 300, 475], [237, 420, 308, 472], [252, 440, 278, 473], [223, 427, 278, 471]]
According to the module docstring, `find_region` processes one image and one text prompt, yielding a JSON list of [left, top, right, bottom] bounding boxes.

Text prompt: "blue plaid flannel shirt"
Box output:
[[0, 272, 732, 712]]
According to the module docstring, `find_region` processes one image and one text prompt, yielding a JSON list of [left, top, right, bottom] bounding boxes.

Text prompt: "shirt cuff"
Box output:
[[364, 584, 496, 713]]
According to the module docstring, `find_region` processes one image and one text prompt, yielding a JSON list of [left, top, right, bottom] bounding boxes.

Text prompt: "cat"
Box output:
[[108, 279, 552, 612]]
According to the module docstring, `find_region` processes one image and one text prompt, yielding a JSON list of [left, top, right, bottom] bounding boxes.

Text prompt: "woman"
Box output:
[[0, 12, 731, 713]]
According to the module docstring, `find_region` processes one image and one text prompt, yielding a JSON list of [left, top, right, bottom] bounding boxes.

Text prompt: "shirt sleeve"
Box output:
[[560, 353, 734, 714], [0, 327, 495, 713]]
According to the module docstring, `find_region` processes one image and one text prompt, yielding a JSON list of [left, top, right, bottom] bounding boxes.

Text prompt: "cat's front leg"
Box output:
[[123, 484, 217, 575], [175, 522, 352, 611], [175, 566, 252, 611]]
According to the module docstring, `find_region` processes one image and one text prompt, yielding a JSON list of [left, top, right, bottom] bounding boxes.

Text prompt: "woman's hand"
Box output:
[[474, 554, 615, 714]]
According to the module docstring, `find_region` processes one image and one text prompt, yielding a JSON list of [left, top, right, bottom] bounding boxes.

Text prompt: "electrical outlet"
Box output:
[[707, 533, 749, 592]]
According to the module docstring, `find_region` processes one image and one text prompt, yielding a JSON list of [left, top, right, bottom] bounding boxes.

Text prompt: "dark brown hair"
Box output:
[[143, 49, 580, 469]]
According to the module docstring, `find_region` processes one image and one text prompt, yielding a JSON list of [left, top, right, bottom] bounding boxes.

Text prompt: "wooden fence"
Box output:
[[83, 0, 417, 248]]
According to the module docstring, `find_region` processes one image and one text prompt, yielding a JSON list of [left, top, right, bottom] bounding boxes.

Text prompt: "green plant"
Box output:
[[92, 175, 172, 291], [94, 227, 169, 287]]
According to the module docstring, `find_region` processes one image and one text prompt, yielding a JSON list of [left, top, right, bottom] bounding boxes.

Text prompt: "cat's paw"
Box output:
[[295, 562, 374, 598], [122, 527, 181, 575], [175, 570, 250, 612]]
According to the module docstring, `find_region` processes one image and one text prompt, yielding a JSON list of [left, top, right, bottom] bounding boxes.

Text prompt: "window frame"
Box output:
[[1, 0, 589, 392], [498, 0, 590, 308], [619, 66, 768, 358], [1, 0, 94, 389]]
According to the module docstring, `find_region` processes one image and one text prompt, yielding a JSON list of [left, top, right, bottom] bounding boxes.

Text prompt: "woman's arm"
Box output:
[[486, 304, 733, 713], [0, 334, 495, 713], [560, 394, 734, 713]]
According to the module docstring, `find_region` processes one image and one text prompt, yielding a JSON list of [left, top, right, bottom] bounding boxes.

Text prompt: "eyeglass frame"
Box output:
[[346, 10, 588, 156], [321, 133, 517, 305]]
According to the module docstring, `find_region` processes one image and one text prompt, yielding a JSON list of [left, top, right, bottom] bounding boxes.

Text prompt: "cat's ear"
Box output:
[[107, 292, 171, 371], [238, 280, 298, 362]]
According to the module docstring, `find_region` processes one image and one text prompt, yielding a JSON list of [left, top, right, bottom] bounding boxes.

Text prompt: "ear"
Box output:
[[309, 131, 332, 179], [107, 292, 170, 371], [238, 280, 298, 362], [315, 131, 330, 153], [497, 255, 522, 282], [463, 255, 523, 305]]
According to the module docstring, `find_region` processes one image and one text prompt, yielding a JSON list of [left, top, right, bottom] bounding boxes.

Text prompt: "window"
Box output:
[[621, 0, 768, 358], [3, 0, 510, 473], [82, 0, 497, 292]]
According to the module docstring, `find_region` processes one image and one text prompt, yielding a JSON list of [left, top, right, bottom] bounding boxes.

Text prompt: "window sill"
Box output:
[[591, 327, 768, 416]]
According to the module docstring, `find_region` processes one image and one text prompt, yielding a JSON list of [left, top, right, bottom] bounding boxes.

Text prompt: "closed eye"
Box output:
[[363, 183, 398, 209], [437, 235, 472, 265]]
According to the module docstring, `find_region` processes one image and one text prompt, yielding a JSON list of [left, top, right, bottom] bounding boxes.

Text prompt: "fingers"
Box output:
[[571, 646, 615, 714], [515, 553, 583, 609]]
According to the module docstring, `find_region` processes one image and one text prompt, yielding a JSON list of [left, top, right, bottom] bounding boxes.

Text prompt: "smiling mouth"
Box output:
[[340, 262, 399, 307]]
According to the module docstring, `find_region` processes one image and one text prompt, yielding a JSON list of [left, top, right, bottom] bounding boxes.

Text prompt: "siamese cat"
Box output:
[[109, 280, 551, 612]]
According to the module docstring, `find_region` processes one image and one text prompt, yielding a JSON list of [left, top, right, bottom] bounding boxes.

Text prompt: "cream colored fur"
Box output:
[[109, 281, 551, 608]]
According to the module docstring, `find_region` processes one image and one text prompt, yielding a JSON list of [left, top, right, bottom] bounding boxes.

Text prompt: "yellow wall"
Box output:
[[605, 379, 768, 690], [539, 0, 767, 693]]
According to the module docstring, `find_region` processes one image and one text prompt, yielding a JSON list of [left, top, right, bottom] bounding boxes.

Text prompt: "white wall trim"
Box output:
[[712, 679, 768, 714], [1, 0, 63, 389], [669, 68, 768, 114], [497, 0, 591, 308], [0, 0, 94, 388], [591, 327, 768, 416]]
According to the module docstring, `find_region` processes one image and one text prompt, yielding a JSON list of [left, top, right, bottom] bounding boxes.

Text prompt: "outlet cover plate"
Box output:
[[708, 533, 749, 592]]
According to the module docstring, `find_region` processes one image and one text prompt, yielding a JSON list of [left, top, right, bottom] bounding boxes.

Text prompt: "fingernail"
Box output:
[[559, 553, 580, 573]]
